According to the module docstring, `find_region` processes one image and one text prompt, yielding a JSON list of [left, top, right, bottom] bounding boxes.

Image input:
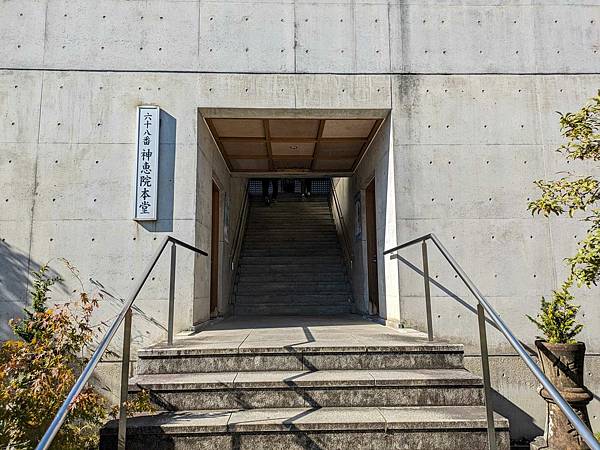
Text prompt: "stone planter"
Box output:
[[530, 340, 594, 450]]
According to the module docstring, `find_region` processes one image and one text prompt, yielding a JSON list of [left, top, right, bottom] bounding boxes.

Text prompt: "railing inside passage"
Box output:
[[383, 233, 600, 450], [36, 236, 208, 450], [329, 179, 353, 271]]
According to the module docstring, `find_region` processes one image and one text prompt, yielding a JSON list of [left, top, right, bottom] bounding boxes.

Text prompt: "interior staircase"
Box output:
[[234, 194, 352, 316], [99, 193, 509, 449]]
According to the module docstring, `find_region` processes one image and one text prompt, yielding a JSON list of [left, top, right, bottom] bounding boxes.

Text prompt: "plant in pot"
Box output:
[[527, 92, 599, 449]]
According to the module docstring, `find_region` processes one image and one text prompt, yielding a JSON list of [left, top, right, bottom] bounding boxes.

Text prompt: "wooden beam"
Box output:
[[226, 154, 356, 161], [218, 136, 367, 143], [351, 119, 384, 172], [310, 119, 326, 170], [205, 118, 233, 172], [263, 119, 274, 171]]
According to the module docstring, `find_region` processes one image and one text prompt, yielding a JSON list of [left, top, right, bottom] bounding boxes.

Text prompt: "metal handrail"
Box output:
[[384, 233, 600, 450], [329, 179, 353, 270], [229, 180, 250, 270], [36, 236, 208, 450], [229, 182, 250, 306]]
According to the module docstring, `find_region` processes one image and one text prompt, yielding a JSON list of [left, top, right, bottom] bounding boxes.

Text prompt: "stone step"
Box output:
[[241, 247, 341, 255], [249, 219, 332, 224], [99, 406, 510, 450], [246, 225, 335, 231], [240, 256, 342, 265], [235, 294, 351, 305], [238, 264, 346, 275], [249, 209, 332, 214], [242, 240, 340, 247], [234, 304, 352, 316], [129, 369, 484, 410], [243, 235, 338, 243], [241, 249, 342, 257], [235, 281, 350, 293], [137, 342, 465, 375], [238, 272, 348, 283], [247, 215, 333, 221]]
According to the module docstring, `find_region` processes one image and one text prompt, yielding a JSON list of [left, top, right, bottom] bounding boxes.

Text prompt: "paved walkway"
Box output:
[[149, 315, 449, 352]]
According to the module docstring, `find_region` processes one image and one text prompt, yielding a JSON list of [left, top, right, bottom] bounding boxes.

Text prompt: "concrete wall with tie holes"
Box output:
[[1, 0, 600, 439]]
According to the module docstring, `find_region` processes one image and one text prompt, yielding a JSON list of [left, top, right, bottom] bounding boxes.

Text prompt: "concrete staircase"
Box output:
[[99, 316, 509, 449], [234, 194, 352, 316]]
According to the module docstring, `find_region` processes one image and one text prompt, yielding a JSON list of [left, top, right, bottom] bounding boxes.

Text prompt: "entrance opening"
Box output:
[[366, 178, 379, 315], [199, 109, 389, 318], [210, 180, 220, 317]]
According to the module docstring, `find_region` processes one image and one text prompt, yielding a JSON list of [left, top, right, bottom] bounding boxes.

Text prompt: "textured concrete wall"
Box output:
[[1, 0, 599, 441], [333, 74, 600, 439], [1, 1, 598, 74]]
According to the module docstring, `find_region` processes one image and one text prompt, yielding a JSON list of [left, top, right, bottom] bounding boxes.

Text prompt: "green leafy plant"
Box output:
[[528, 91, 600, 344], [0, 262, 154, 449]]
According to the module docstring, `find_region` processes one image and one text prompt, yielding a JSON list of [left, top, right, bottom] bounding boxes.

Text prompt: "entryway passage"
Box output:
[[233, 182, 352, 316]]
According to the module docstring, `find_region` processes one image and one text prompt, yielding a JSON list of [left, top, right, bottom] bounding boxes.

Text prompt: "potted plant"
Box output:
[[527, 92, 600, 449]]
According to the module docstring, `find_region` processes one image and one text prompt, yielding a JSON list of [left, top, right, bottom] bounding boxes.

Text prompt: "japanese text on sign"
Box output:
[[134, 106, 160, 220]]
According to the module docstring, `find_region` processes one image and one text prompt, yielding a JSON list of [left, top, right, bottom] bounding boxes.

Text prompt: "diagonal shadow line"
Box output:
[[395, 255, 537, 356]]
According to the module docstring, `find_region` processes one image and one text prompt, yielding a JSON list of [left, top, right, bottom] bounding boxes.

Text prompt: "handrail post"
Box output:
[[167, 241, 177, 346], [117, 308, 133, 450], [421, 240, 433, 341], [477, 303, 497, 450]]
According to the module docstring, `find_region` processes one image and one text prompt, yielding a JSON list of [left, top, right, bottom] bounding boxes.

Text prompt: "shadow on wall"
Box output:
[[394, 253, 544, 439], [492, 388, 543, 440], [0, 240, 66, 340], [141, 109, 177, 233]]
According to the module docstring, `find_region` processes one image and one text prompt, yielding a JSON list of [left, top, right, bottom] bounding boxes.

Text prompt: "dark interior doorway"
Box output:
[[365, 179, 379, 316], [210, 181, 220, 317]]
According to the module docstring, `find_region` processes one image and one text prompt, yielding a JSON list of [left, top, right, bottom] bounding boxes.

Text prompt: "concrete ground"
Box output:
[[150, 314, 442, 352]]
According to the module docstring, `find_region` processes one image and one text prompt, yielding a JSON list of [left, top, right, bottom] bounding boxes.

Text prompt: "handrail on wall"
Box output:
[[229, 181, 250, 266], [384, 233, 600, 450], [36, 236, 208, 450], [329, 179, 353, 271]]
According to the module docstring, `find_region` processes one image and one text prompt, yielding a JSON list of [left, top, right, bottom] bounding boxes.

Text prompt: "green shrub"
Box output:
[[0, 263, 106, 449], [0, 262, 153, 449], [528, 91, 600, 343]]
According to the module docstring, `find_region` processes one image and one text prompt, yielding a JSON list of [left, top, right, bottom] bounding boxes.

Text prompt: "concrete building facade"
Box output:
[[1, 0, 599, 442]]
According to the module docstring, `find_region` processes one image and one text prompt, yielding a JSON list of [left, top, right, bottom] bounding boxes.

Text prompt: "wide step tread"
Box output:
[[100, 406, 510, 450]]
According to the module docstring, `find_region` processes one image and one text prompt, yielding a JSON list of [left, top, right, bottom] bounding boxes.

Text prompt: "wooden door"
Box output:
[[365, 179, 379, 315], [210, 181, 220, 317]]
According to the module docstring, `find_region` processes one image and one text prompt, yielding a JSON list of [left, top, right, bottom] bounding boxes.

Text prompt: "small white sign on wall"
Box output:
[[134, 106, 160, 220]]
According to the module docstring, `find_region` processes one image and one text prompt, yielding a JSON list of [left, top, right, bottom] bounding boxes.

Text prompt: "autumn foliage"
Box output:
[[0, 264, 107, 449]]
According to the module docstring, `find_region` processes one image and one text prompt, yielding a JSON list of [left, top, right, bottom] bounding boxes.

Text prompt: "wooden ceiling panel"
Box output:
[[270, 142, 315, 156], [313, 158, 355, 171], [321, 119, 377, 138], [318, 141, 364, 159], [230, 159, 270, 171], [269, 119, 320, 138], [207, 117, 382, 174], [222, 141, 268, 157], [274, 159, 312, 169], [211, 119, 265, 138]]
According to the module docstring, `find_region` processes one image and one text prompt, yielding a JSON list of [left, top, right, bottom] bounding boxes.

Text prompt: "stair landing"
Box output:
[[141, 314, 458, 354], [100, 315, 510, 449]]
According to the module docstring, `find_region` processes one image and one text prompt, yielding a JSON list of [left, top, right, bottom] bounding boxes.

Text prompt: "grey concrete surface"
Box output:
[[1, 1, 598, 74], [99, 406, 510, 449], [1, 0, 599, 443]]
